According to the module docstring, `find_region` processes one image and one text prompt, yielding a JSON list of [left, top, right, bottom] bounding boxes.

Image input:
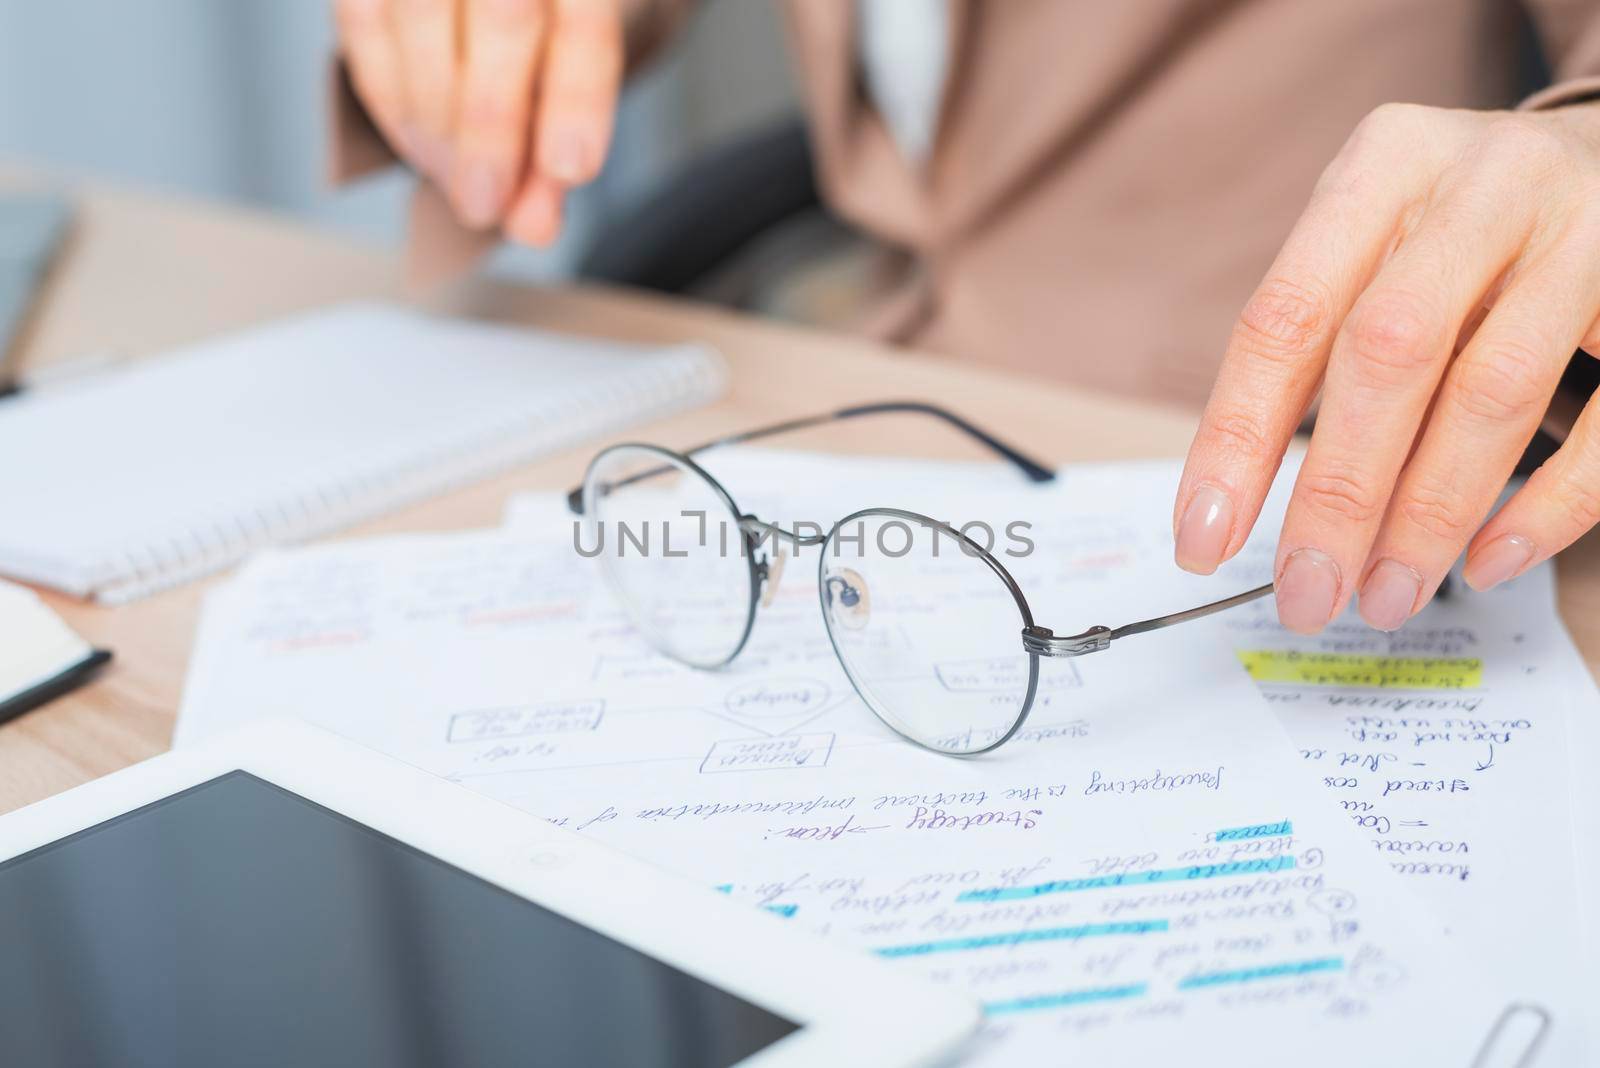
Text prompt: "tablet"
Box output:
[[0, 720, 978, 1067]]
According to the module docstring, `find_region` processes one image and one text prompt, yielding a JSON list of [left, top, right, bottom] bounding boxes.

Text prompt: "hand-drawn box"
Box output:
[[699, 733, 835, 773], [447, 699, 605, 743]]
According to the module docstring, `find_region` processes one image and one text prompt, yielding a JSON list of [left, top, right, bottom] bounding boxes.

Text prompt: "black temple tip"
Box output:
[[1021, 461, 1057, 484]]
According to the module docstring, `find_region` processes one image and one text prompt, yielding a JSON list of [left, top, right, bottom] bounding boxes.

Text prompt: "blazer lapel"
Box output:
[[782, 0, 939, 246]]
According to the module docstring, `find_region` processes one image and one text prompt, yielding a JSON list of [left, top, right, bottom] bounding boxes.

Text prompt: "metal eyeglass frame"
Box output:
[[568, 401, 1273, 755]]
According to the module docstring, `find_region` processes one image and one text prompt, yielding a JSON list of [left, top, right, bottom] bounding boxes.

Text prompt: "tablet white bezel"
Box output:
[[0, 719, 979, 1068]]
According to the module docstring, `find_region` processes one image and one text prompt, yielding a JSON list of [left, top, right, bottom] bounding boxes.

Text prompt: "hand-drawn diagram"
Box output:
[[444, 658, 867, 783], [448, 699, 606, 742], [699, 677, 842, 772]]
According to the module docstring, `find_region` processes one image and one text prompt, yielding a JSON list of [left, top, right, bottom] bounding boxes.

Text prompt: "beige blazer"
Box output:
[[335, 0, 1600, 410]]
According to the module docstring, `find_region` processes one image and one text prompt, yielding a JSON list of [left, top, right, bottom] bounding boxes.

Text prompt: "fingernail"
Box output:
[[1276, 548, 1340, 634], [544, 127, 590, 183], [1358, 559, 1422, 632], [455, 162, 506, 229], [1175, 484, 1235, 574], [1463, 534, 1535, 591]]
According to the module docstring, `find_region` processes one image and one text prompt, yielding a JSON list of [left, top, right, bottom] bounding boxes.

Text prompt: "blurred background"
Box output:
[[0, 2, 1558, 341], [0, 0, 805, 284]]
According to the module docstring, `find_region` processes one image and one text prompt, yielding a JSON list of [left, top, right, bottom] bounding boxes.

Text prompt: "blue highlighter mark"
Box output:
[[984, 983, 1148, 1016], [1178, 957, 1344, 990], [713, 884, 795, 918], [1215, 820, 1292, 841], [874, 919, 1168, 959], [958, 856, 1297, 903]]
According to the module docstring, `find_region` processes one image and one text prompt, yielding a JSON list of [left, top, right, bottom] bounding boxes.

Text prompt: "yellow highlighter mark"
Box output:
[[1237, 650, 1483, 691]]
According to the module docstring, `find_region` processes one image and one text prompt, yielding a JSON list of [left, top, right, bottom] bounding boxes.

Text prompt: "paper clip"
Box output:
[[1471, 1002, 1552, 1068]]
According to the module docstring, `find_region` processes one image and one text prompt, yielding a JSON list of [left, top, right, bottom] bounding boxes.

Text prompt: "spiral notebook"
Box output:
[[0, 303, 727, 603]]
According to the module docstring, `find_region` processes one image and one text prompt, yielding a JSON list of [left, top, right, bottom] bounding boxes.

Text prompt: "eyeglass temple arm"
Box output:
[[1023, 583, 1275, 657], [565, 400, 1056, 514], [689, 402, 1057, 482]]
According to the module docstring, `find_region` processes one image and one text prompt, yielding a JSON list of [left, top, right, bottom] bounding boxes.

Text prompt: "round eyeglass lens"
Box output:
[[818, 511, 1037, 754], [582, 445, 756, 668]]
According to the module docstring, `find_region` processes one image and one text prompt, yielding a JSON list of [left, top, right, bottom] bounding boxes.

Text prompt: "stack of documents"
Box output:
[[176, 449, 1599, 1065]]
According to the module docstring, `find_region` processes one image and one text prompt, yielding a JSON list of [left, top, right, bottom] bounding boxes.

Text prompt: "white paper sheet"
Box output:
[[622, 446, 1599, 1062], [178, 460, 1543, 1065], [648, 447, 1599, 1060], [1552, 625, 1600, 1012]]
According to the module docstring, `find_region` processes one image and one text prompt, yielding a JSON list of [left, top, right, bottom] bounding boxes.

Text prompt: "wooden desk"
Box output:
[[4, 178, 1598, 815]]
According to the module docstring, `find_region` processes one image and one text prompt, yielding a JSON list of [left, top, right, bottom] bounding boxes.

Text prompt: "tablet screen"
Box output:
[[0, 772, 799, 1067]]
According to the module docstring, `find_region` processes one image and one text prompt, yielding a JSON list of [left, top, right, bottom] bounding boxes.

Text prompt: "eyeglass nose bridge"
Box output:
[[757, 547, 787, 608], [740, 514, 821, 611], [737, 514, 828, 548]]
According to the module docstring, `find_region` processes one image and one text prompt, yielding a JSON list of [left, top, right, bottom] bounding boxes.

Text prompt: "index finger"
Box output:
[[533, 0, 623, 185], [392, 0, 459, 178], [1174, 118, 1427, 575], [450, 0, 549, 228]]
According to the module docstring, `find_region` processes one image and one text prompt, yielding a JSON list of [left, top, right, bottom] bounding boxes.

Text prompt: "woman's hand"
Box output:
[[1174, 101, 1600, 634], [334, 0, 623, 245]]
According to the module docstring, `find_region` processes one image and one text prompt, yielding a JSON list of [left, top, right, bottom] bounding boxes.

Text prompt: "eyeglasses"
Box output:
[[568, 402, 1271, 756]]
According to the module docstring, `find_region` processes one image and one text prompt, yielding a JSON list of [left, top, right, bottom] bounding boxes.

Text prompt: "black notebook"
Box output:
[[0, 580, 109, 725]]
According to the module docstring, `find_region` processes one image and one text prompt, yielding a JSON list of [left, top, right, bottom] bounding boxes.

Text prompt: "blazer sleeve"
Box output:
[[1519, 2, 1600, 110], [621, 0, 698, 74], [1511, 4, 1600, 451]]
